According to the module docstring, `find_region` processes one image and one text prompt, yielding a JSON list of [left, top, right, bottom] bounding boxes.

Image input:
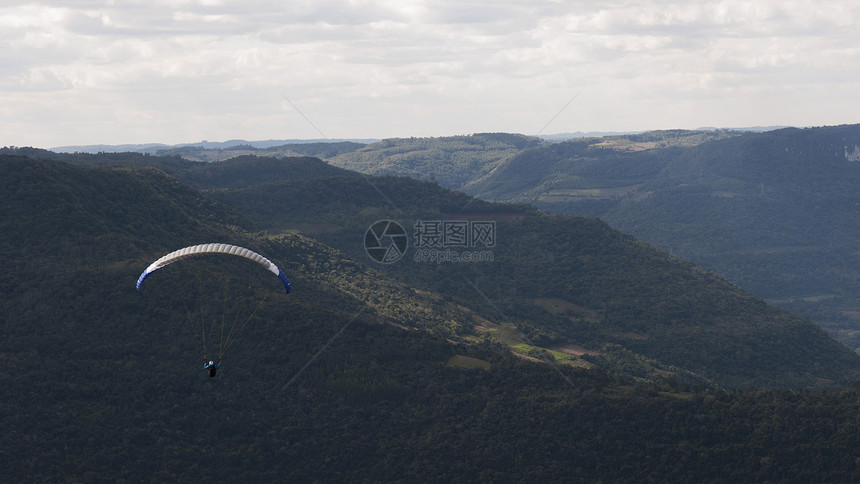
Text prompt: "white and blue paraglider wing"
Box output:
[[136, 243, 291, 293]]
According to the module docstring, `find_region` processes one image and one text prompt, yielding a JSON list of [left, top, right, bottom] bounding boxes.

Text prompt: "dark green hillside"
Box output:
[[211, 175, 517, 233], [2, 148, 359, 191], [10, 149, 858, 387], [0, 155, 243, 258], [1, 146, 195, 171], [8, 154, 860, 481], [0, 155, 506, 347], [170, 154, 360, 190], [211, 171, 860, 388], [440, 126, 860, 349], [601, 127, 860, 347], [0, 154, 517, 479]]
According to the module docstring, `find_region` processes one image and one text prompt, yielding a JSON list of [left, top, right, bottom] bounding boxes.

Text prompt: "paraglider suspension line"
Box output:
[[184, 307, 207, 361], [218, 277, 233, 358], [219, 294, 268, 359], [218, 279, 252, 357]]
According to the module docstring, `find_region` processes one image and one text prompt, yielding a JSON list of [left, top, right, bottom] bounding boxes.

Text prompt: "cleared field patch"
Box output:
[[589, 140, 659, 152], [478, 322, 593, 367], [270, 223, 341, 234], [481, 322, 526, 346], [551, 345, 602, 357], [537, 184, 643, 202], [769, 293, 837, 304]]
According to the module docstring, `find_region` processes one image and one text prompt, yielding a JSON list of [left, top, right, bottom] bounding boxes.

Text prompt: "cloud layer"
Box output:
[[2, 0, 859, 147]]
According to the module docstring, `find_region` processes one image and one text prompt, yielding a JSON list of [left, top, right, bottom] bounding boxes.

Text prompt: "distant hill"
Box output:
[[537, 126, 790, 142], [325, 132, 544, 190], [165, 154, 361, 190], [0, 149, 361, 189], [156, 141, 369, 162], [456, 125, 860, 348], [320, 130, 743, 194], [463, 129, 744, 199], [49, 138, 376, 155], [7, 152, 860, 481]]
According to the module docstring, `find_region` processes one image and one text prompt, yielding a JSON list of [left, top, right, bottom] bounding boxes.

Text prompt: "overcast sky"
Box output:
[[2, 0, 859, 148]]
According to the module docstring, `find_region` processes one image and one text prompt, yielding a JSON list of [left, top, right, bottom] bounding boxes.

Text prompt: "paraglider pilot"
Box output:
[[204, 359, 222, 377]]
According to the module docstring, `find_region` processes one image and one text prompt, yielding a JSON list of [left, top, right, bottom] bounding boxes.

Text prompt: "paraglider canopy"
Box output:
[[136, 243, 291, 369], [136, 243, 290, 293]]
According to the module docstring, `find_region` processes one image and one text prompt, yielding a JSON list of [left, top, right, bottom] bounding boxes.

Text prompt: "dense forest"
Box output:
[[9, 150, 857, 388], [5, 151, 860, 481], [206, 173, 860, 388], [216, 125, 860, 350]]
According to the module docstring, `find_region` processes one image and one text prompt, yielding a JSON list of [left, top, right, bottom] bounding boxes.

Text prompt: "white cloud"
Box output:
[[1, 0, 858, 147]]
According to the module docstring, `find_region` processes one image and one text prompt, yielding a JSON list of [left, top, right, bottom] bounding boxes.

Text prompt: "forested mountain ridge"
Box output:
[[208, 170, 860, 388], [462, 129, 743, 199], [7, 152, 860, 481], [460, 125, 860, 348], [154, 140, 369, 162], [224, 125, 860, 350], [0, 154, 495, 350], [11, 148, 855, 388], [320, 129, 738, 194], [0, 147, 359, 190]]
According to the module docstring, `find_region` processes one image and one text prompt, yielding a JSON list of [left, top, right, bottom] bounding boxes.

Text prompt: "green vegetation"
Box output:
[[199, 163, 859, 388], [464, 130, 738, 201], [326, 132, 543, 190], [5, 150, 860, 481], [533, 126, 860, 349], [445, 354, 491, 370], [257, 126, 860, 351], [469, 126, 860, 350]]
